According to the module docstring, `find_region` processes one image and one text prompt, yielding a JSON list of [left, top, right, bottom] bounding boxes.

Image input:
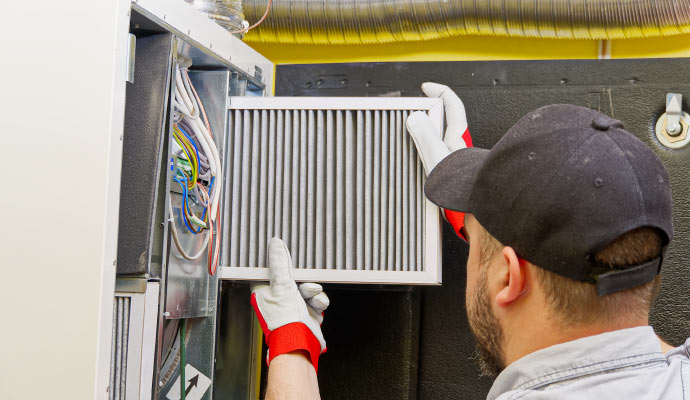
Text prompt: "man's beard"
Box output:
[[467, 267, 506, 378]]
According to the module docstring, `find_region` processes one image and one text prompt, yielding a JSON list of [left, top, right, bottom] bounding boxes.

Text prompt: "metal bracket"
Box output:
[[254, 65, 263, 83], [666, 93, 683, 135], [126, 33, 136, 84], [115, 277, 148, 293], [656, 93, 690, 148]]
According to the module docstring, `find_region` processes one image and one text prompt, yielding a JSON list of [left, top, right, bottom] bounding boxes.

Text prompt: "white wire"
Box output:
[[174, 99, 192, 119], [191, 116, 222, 218], [181, 67, 200, 114], [172, 63, 222, 227], [185, 69, 222, 213], [175, 74, 217, 182], [175, 67, 197, 118], [168, 199, 209, 260], [179, 67, 222, 220]]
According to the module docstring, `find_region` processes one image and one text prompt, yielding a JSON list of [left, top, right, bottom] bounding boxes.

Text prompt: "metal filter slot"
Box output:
[[221, 97, 443, 285]]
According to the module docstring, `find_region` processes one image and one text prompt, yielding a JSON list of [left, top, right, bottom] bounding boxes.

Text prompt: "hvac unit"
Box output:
[[111, 1, 445, 399]]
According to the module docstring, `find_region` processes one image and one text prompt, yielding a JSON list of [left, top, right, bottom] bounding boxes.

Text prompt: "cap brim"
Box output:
[[424, 147, 489, 212]]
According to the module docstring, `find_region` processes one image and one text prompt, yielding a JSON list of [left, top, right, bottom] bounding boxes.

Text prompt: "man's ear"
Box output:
[[495, 246, 529, 307]]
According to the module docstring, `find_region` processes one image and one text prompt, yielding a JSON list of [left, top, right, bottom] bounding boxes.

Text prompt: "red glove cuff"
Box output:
[[442, 128, 472, 240], [462, 127, 473, 148], [268, 323, 324, 373], [251, 293, 324, 373], [444, 209, 466, 240]]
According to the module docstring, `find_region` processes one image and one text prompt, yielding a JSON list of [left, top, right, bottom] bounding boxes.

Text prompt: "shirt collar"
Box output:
[[488, 326, 666, 400]]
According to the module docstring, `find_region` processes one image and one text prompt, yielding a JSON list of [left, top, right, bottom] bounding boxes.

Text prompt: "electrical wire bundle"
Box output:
[[168, 62, 222, 275]]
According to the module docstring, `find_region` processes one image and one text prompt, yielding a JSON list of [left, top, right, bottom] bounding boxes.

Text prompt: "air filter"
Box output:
[[220, 97, 443, 284]]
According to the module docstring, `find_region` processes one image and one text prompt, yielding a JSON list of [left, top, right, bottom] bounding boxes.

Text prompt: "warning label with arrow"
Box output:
[[165, 364, 212, 400]]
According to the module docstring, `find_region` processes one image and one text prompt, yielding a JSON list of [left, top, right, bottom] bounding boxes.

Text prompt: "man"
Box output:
[[250, 84, 690, 399]]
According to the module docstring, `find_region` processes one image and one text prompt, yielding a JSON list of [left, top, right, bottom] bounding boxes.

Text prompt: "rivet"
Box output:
[[560, 78, 568, 85], [528, 152, 536, 160], [594, 178, 603, 187]]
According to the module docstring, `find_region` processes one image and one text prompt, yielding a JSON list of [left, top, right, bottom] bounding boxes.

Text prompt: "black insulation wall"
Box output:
[[274, 60, 690, 400]]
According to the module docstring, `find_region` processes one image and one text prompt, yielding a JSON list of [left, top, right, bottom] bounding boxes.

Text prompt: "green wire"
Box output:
[[180, 318, 186, 400]]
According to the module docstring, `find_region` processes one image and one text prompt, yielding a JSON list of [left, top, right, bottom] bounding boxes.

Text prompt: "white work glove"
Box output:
[[406, 82, 473, 239], [406, 82, 471, 175], [251, 238, 329, 372]]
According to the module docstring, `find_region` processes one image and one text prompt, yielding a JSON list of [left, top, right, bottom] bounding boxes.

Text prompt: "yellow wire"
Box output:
[[173, 125, 199, 189]]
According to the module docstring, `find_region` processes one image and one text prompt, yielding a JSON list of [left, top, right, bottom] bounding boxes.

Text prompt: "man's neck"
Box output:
[[503, 318, 650, 366]]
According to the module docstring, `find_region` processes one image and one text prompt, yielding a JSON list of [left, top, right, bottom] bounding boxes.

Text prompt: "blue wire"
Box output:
[[174, 174, 197, 234]]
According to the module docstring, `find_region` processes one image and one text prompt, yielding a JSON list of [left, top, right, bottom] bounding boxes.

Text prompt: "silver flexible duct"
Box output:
[[194, 0, 245, 33], [243, 0, 690, 44]]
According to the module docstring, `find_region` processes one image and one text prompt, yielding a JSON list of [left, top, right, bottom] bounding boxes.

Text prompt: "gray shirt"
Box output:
[[489, 326, 690, 399]]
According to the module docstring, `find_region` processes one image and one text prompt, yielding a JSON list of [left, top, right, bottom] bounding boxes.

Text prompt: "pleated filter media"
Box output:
[[110, 296, 130, 400], [220, 97, 444, 284]]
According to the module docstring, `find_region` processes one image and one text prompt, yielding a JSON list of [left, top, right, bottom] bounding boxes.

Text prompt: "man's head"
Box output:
[[463, 214, 664, 377], [425, 104, 673, 376]]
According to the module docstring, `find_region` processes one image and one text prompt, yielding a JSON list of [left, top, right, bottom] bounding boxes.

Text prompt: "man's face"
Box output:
[[463, 215, 506, 377]]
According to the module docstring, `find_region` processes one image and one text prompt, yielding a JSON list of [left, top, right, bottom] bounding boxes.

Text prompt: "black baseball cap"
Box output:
[[425, 104, 673, 296]]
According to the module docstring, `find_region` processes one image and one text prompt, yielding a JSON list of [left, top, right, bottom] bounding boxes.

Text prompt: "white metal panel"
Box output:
[[139, 283, 160, 400], [0, 0, 130, 398], [221, 97, 444, 285], [133, 0, 274, 88]]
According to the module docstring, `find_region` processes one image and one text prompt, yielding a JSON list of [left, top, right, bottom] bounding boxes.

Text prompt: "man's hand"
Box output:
[[406, 82, 472, 174], [406, 82, 473, 239], [251, 238, 329, 372]]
